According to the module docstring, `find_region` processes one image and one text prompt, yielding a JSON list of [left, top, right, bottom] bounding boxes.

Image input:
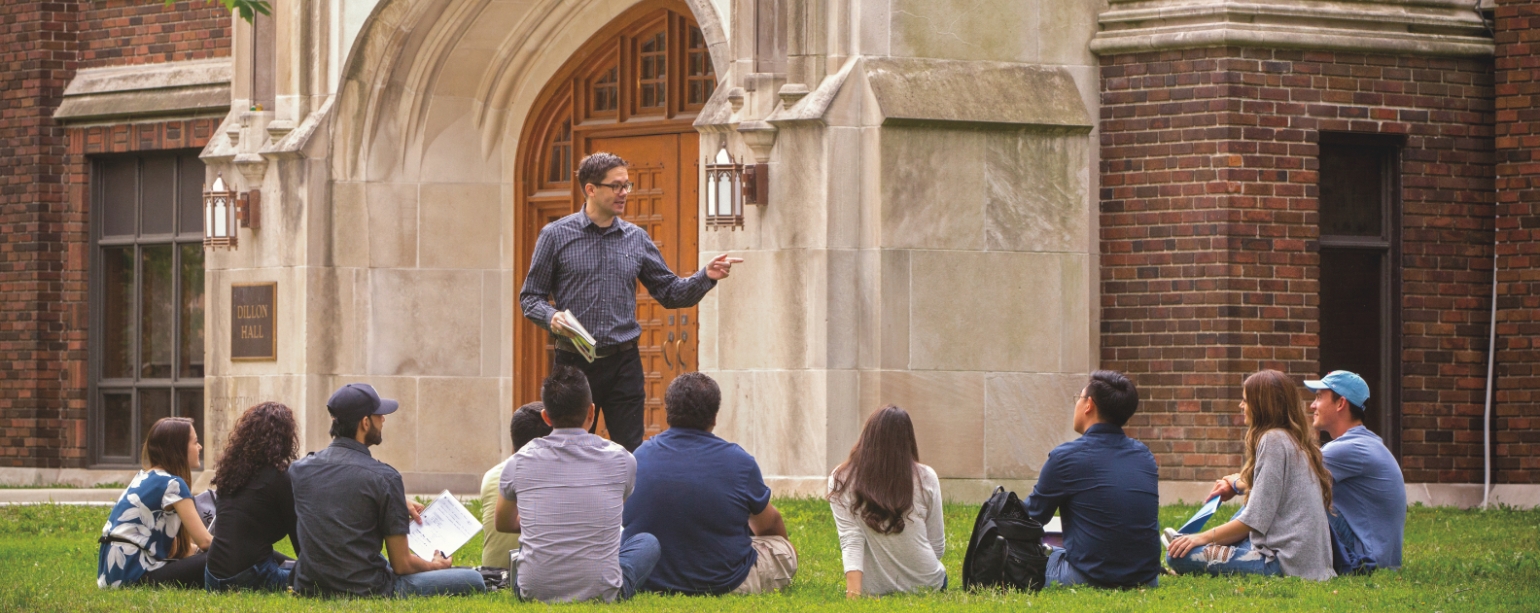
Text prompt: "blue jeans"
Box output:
[[1167, 537, 1283, 577], [1047, 548, 1158, 587], [617, 532, 661, 601], [391, 567, 487, 597], [204, 553, 291, 592]]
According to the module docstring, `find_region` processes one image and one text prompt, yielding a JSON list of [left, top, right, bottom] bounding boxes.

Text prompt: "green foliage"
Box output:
[[164, 0, 272, 22], [2, 499, 1537, 612]]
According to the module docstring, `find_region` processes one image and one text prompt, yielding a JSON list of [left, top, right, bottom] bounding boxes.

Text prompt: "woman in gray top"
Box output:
[[1167, 370, 1337, 581]]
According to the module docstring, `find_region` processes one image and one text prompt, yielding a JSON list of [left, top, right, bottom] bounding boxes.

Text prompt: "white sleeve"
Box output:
[[829, 474, 866, 573], [922, 466, 946, 561]]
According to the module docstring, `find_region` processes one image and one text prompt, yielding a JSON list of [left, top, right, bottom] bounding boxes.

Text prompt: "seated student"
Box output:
[[828, 405, 944, 598], [496, 366, 660, 603], [98, 417, 213, 588], [289, 383, 486, 597], [1026, 370, 1161, 588], [1308, 371, 1406, 569], [1169, 370, 1336, 581], [205, 402, 301, 592], [479, 402, 552, 569], [623, 373, 797, 595]]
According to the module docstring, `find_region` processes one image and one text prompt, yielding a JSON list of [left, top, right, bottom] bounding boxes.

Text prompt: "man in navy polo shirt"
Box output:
[[1306, 370, 1406, 569], [1026, 370, 1161, 588], [622, 372, 798, 594]]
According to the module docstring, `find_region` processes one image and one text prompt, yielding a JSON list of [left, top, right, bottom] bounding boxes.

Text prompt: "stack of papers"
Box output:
[[562, 310, 599, 363], [407, 491, 483, 560]]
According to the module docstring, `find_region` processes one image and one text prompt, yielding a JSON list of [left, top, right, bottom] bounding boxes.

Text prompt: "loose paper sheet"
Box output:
[[407, 490, 483, 560]]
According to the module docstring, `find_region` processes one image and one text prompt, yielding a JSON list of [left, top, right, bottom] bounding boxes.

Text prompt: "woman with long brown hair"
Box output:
[[97, 417, 213, 588], [828, 405, 945, 597], [1167, 370, 1336, 580], [204, 402, 301, 591]]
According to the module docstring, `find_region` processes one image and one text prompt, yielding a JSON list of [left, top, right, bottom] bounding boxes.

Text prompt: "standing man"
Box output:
[[520, 152, 741, 451], [1306, 370, 1406, 569]]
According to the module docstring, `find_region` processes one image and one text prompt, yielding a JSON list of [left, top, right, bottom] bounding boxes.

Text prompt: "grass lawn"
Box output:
[[2, 498, 1537, 612]]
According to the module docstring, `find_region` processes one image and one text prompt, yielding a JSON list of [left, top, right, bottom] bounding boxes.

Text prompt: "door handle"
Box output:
[[675, 331, 689, 369], [662, 331, 675, 369]]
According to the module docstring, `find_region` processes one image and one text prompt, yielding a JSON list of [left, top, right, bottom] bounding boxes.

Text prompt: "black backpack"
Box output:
[[962, 486, 1049, 591]]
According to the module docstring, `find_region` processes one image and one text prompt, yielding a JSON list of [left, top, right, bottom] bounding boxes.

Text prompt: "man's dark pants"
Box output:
[[555, 346, 645, 451]]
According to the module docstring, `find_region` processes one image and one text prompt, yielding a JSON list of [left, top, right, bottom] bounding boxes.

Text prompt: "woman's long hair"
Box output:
[[1239, 370, 1333, 510], [141, 417, 196, 558], [829, 405, 920, 535], [211, 402, 298, 495]]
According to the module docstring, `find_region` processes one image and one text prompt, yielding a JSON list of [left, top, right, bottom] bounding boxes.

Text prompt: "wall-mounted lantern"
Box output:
[[705, 144, 743, 229], [704, 143, 768, 230], [203, 174, 237, 249]]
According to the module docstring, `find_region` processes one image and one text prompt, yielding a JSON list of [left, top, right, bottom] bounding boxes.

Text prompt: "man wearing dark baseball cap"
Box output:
[[1306, 370, 1405, 570], [288, 383, 486, 597]]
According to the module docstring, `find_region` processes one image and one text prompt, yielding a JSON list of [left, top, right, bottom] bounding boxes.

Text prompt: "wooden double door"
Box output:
[[515, 2, 714, 442]]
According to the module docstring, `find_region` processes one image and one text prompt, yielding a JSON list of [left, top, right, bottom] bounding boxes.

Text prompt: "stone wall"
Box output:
[[0, 1, 229, 469], [1099, 47, 1497, 483], [1494, 0, 1540, 484]]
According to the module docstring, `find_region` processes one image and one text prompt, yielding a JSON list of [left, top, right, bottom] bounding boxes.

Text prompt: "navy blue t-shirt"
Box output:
[[1026, 423, 1161, 588], [622, 428, 771, 594]]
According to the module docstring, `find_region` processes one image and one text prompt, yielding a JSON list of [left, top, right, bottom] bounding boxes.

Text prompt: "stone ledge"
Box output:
[[863, 58, 1093, 131], [54, 58, 232, 124], [1091, 0, 1495, 58]]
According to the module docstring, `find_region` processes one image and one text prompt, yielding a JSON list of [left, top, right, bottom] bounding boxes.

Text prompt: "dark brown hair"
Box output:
[[542, 365, 592, 428], [141, 417, 196, 558], [664, 372, 720, 430], [1241, 370, 1333, 510], [511, 402, 551, 451], [577, 152, 627, 187], [212, 402, 298, 495], [829, 405, 920, 535]]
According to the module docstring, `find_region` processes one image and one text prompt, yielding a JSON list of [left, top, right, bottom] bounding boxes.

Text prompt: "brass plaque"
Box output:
[[231, 282, 277, 361]]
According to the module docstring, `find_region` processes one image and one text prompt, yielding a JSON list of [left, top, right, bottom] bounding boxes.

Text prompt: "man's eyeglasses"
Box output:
[[592, 181, 635, 193]]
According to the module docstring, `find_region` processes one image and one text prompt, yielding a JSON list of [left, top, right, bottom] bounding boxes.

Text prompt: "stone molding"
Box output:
[[53, 59, 232, 124], [1091, 0, 1495, 58]]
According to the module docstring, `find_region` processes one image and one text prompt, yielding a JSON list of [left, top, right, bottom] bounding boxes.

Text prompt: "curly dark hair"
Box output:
[[211, 402, 298, 495], [664, 372, 720, 430]]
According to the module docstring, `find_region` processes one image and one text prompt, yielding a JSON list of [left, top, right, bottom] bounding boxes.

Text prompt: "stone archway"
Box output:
[[514, 1, 714, 440], [307, 0, 728, 475]]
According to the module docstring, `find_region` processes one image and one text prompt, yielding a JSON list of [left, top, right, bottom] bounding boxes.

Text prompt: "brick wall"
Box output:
[[0, 2, 80, 467], [79, 0, 230, 69], [1494, 0, 1540, 484], [1099, 47, 1498, 483], [0, 1, 228, 469]]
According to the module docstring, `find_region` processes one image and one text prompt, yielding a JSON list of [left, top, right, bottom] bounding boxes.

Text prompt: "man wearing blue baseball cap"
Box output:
[[1305, 370, 1406, 570]]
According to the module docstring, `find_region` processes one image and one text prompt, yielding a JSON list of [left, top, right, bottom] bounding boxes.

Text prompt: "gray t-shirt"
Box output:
[[289, 438, 412, 596], [1236, 429, 1336, 581], [500, 428, 635, 603]]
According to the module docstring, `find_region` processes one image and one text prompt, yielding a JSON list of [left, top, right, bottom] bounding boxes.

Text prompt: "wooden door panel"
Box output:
[[587, 134, 696, 440]]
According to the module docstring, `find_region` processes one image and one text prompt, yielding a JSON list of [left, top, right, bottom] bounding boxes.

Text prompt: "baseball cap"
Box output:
[[1304, 370, 1369, 410], [327, 383, 399, 422]]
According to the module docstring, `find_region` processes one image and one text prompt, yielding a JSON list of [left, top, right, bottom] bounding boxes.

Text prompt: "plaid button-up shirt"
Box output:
[[519, 211, 716, 347]]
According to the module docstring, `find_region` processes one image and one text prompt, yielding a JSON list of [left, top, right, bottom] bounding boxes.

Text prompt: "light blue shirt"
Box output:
[[1322, 425, 1406, 569]]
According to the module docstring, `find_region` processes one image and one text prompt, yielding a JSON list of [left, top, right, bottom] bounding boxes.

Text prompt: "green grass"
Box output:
[[2, 500, 1537, 612], [0, 482, 125, 489]]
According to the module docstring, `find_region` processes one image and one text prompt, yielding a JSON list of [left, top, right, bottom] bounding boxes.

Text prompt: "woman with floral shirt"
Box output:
[[97, 417, 213, 588]]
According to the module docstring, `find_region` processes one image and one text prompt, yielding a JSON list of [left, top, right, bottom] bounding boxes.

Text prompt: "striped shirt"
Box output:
[[518, 211, 717, 347], [499, 428, 635, 603]]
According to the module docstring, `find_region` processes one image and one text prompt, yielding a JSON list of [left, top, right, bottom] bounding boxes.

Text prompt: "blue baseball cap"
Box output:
[[326, 383, 399, 422], [1304, 371, 1369, 410]]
